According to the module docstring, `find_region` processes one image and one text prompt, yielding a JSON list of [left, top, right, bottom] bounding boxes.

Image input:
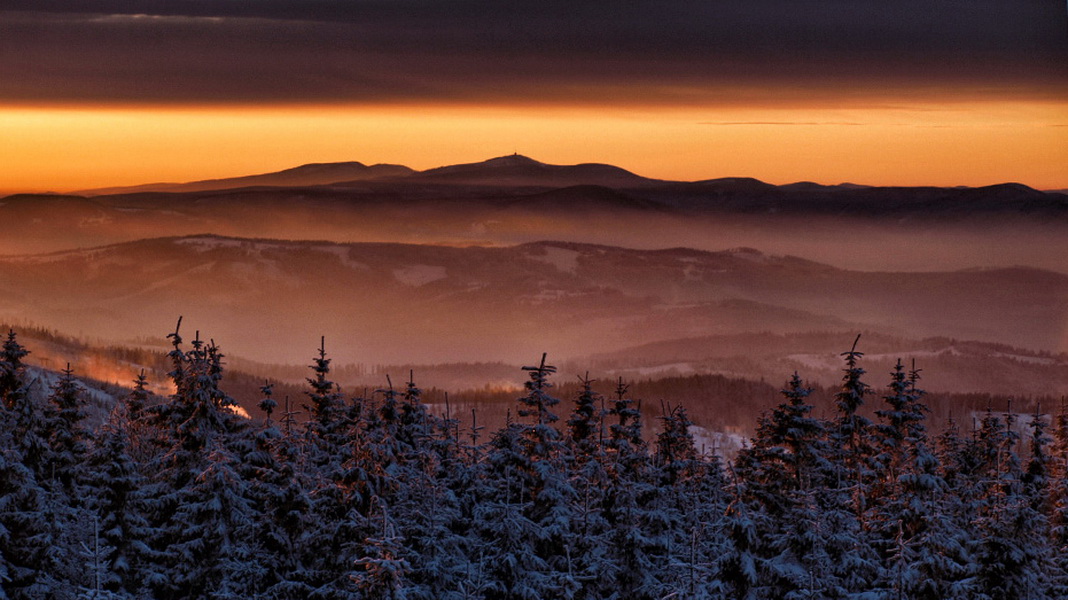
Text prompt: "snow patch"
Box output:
[[394, 265, 447, 287], [176, 237, 250, 251], [315, 245, 369, 271], [862, 348, 962, 361], [786, 347, 965, 372], [529, 246, 581, 274], [784, 354, 842, 372], [79, 216, 113, 227], [612, 362, 697, 377], [528, 289, 587, 303], [175, 237, 278, 253], [688, 425, 746, 458], [3, 247, 112, 265], [990, 351, 1060, 366]]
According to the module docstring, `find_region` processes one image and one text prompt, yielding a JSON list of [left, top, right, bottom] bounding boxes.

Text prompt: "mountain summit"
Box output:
[[480, 154, 546, 167], [414, 154, 658, 187]]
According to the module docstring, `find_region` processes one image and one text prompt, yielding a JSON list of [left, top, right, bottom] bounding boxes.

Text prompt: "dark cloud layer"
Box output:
[[1, 1, 1065, 105]]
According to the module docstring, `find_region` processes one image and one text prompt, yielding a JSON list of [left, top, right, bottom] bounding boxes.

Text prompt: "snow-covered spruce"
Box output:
[[0, 328, 1063, 599]]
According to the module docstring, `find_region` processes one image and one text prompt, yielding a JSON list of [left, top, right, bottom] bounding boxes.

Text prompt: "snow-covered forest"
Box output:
[[2, 326, 1066, 600]]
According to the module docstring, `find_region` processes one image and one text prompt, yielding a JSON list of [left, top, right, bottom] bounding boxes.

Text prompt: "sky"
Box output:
[[2, 1, 1066, 192]]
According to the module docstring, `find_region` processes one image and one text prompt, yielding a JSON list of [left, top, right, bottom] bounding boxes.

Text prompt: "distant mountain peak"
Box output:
[[481, 154, 545, 167], [416, 154, 657, 188]]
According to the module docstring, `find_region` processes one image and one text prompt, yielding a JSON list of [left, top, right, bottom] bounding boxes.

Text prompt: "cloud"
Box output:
[[1, 1, 1065, 106]]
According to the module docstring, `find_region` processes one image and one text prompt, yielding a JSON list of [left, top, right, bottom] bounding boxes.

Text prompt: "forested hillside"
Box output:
[[2, 325, 1066, 599]]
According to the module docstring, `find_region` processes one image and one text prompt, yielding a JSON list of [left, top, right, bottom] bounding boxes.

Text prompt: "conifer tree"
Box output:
[[515, 355, 579, 598], [0, 331, 51, 480], [517, 354, 563, 460], [144, 322, 256, 599], [0, 330, 29, 411], [873, 363, 971, 599], [563, 374, 614, 599], [591, 380, 661, 599], [398, 371, 433, 457], [473, 419, 548, 599], [126, 369, 151, 423], [248, 391, 317, 598], [831, 335, 874, 501], [304, 336, 346, 458], [148, 323, 244, 483], [607, 378, 643, 455], [392, 374, 471, 599], [718, 492, 762, 600], [567, 373, 602, 461], [84, 404, 154, 598], [353, 504, 413, 600], [604, 377, 646, 488], [734, 373, 836, 598], [1049, 399, 1068, 595], [45, 364, 90, 498], [258, 381, 277, 427], [824, 336, 880, 595], [655, 403, 698, 486], [163, 448, 262, 598], [971, 405, 1051, 600], [0, 439, 53, 598]]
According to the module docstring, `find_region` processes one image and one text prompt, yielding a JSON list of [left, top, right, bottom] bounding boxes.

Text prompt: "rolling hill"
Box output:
[[1, 235, 1064, 367]]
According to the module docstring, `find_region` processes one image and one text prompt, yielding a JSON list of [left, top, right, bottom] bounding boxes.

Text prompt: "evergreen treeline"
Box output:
[[2, 326, 1066, 600]]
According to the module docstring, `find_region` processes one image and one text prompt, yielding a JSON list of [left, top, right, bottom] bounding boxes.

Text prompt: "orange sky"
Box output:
[[3, 2, 1064, 194], [2, 99, 1066, 194]]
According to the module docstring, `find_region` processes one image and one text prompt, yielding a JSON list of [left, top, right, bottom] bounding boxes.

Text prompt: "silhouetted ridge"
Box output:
[[413, 155, 656, 187], [76, 161, 415, 195]]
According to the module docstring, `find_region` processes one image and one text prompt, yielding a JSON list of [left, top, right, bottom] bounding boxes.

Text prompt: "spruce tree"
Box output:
[[971, 405, 1051, 600], [596, 380, 663, 599], [303, 336, 346, 462], [825, 336, 880, 595], [516, 356, 579, 598], [144, 323, 256, 599], [474, 420, 548, 599], [1049, 400, 1068, 595], [567, 373, 602, 461], [126, 369, 151, 423], [0, 330, 29, 411], [84, 404, 155, 598], [0, 440, 52, 598], [874, 363, 971, 599], [45, 364, 90, 498], [734, 373, 836, 598]]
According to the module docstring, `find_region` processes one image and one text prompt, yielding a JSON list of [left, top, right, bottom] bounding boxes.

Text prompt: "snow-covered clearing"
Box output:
[[394, 264, 448, 287], [314, 245, 369, 271], [529, 246, 581, 274]]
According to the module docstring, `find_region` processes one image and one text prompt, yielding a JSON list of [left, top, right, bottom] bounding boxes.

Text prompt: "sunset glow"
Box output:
[[2, 99, 1066, 194], [3, 1, 1065, 194]]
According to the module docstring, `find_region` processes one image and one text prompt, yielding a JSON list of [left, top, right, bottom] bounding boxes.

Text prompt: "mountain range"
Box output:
[[3, 155, 1066, 273], [66, 155, 1068, 210], [71, 155, 657, 195]]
